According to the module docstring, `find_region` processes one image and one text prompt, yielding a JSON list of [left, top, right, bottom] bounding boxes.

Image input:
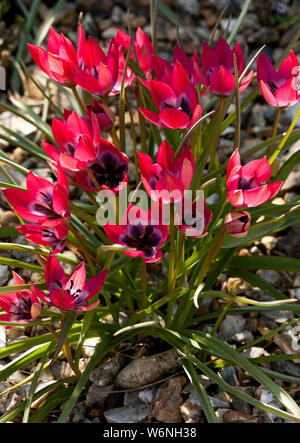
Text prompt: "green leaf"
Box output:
[[227, 255, 300, 272]]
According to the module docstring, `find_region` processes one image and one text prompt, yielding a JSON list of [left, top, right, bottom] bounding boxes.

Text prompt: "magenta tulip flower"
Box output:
[[74, 25, 118, 96], [224, 210, 251, 238], [0, 272, 41, 327], [257, 50, 300, 108], [112, 27, 154, 94], [195, 37, 253, 96], [17, 218, 69, 253], [137, 140, 194, 204], [76, 138, 129, 193], [31, 255, 108, 312], [226, 149, 283, 208], [139, 60, 203, 129], [3, 165, 70, 224], [104, 204, 168, 263], [42, 110, 102, 178], [28, 27, 78, 87]]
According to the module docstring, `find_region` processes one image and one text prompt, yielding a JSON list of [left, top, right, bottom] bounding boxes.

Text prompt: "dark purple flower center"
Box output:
[[90, 152, 127, 190], [121, 223, 162, 259], [239, 176, 259, 191], [268, 80, 278, 94], [34, 191, 57, 219], [9, 295, 32, 321], [55, 279, 83, 304]]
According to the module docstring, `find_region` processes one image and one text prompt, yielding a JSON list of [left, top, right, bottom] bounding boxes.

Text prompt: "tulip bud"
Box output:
[[224, 211, 251, 238]]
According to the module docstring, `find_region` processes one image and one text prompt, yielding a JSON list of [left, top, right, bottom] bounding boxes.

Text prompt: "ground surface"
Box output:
[[0, 0, 300, 423]]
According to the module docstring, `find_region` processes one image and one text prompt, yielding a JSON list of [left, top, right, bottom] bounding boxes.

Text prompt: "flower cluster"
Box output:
[[1, 21, 295, 324]]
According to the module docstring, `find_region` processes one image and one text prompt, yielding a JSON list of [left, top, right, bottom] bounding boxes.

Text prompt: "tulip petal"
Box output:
[[158, 108, 189, 129]]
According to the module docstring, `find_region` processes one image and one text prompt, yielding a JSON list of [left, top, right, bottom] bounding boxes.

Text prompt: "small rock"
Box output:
[[180, 399, 202, 422], [0, 326, 6, 348], [124, 391, 142, 407], [104, 405, 148, 423], [216, 408, 231, 422], [219, 366, 239, 387], [189, 390, 230, 409], [138, 387, 157, 405], [223, 410, 259, 423], [231, 397, 252, 415], [152, 376, 186, 423], [260, 236, 277, 251], [115, 349, 181, 390], [257, 270, 281, 286], [0, 211, 18, 227], [232, 330, 254, 345], [0, 265, 9, 285], [219, 315, 246, 341], [262, 310, 294, 324], [90, 355, 126, 387], [176, 0, 200, 16], [0, 382, 21, 414], [131, 16, 147, 29], [242, 347, 266, 359], [274, 359, 300, 377], [86, 384, 113, 408], [82, 337, 101, 358]]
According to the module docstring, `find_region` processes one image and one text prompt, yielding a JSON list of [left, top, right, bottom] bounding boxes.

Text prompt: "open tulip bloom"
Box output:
[[104, 204, 168, 263], [75, 25, 118, 96], [257, 50, 300, 108], [31, 255, 108, 312], [17, 218, 69, 253], [3, 165, 70, 224], [226, 149, 283, 208], [0, 273, 41, 326], [137, 140, 194, 203], [28, 27, 79, 87], [195, 37, 254, 96], [139, 60, 203, 129]]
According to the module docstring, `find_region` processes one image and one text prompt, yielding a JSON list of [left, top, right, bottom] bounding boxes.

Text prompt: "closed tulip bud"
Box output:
[[224, 211, 251, 238]]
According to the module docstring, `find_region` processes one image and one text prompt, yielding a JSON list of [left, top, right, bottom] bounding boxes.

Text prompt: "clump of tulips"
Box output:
[[1, 4, 300, 424]]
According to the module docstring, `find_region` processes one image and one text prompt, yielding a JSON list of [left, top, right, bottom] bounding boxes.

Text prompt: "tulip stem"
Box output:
[[126, 93, 139, 183], [269, 104, 300, 164], [71, 86, 86, 116], [166, 203, 176, 325], [136, 86, 148, 153], [195, 224, 227, 288], [141, 260, 147, 311], [45, 323, 81, 378], [173, 233, 185, 284], [208, 95, 224, 171], [64, 219, 96, 276], [233, 54, 241, 149], [267, 107, 282, 157]]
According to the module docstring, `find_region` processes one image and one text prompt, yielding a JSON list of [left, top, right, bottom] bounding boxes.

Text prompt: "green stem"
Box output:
[[233, 54, 241, 149], [141, 259, 147, 311], [64, 219, 96, 275], [267, 107, 282, 157], [166, 203, 175, 325], [71, 86, 86, 116], [269, 104, 300, 164], [208, 96, 224, 171]]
